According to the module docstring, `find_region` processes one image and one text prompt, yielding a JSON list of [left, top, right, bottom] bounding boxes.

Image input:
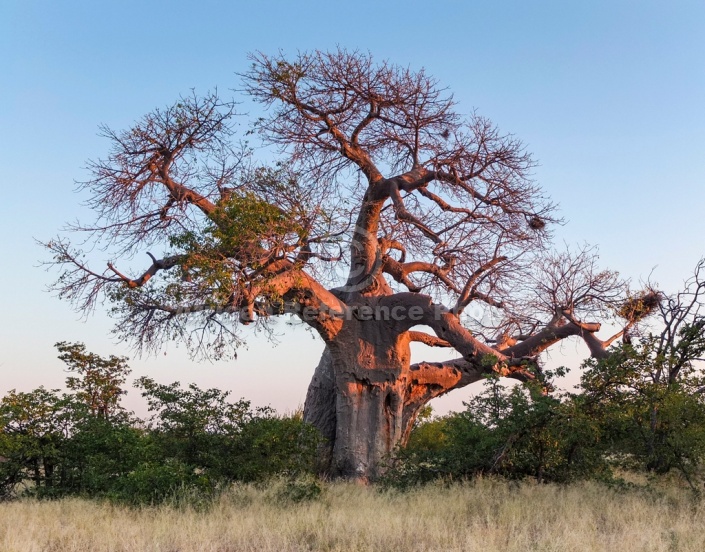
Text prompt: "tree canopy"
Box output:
[[46, 49, 668, 479]]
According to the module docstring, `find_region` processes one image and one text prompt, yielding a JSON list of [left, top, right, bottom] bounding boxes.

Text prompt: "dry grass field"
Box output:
[[1, 479, 703, 552]]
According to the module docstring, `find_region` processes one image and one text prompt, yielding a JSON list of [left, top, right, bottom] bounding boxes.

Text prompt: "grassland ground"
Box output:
[[1, 478, 703, 552]]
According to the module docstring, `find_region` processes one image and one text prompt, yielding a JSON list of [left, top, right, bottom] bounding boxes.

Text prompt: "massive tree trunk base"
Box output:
[[331, 376, 408, 482], [303, 340, 440, 482]]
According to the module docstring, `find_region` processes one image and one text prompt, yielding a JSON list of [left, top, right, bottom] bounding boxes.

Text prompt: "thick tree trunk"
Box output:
[[305, 360, 423, 481], [303, 320, 435, 482], [301, 289, 500, 482], [305, 351, 408, 480], [331, 373, 409, 481], [303, 339, 488, 481]]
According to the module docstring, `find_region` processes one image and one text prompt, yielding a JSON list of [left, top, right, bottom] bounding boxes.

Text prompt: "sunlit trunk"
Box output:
[[303, 321, 432, 482], [331, 373, 408, 481]]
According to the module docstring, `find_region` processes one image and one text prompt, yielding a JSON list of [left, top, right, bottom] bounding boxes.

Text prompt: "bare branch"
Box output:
[[407, 331, 452, 348]]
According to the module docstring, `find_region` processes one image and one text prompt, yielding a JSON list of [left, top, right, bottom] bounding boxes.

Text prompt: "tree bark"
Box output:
[[302, 315, 486, 482], [331, 375, 408, 481], [303, 348, 337, 472], [303, 316, 410, 481], [304, 354, 438, 480]]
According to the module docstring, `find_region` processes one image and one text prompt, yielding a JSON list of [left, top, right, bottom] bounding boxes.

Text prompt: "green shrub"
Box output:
[[383, 377, 608, 489], [108, 460, 219, 507]]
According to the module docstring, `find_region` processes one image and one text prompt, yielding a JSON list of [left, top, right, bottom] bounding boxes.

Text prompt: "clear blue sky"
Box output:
[[1, 0, 704, 415]]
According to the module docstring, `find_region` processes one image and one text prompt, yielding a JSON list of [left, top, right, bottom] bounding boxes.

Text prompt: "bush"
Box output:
[[383, 377, 608, 490], [108, 460, 220, 507], [0, 344, 323, 505], [136, 378, 322, 485]]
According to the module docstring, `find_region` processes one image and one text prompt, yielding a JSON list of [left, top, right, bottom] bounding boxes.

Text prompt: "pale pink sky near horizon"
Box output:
[[1, 1, 704, 416]]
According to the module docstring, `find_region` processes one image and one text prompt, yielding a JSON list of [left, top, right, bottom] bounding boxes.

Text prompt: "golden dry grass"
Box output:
[[0, 479, 703, 551]]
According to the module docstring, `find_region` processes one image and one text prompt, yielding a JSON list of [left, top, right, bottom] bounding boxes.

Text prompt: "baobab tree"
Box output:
[[47, 49, 652, 481]]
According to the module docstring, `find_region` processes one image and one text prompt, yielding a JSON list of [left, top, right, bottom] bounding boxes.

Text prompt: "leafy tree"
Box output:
[[136, 376, 253, 467], [47, 49, 665, 480], [0, 343, 141, 499], [0, 387, 70, 497], [579, 268, 705, 489], [55, 341, 131, 420]]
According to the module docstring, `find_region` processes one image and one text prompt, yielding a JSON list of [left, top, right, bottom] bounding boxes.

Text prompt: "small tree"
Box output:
[[56, 341, 131, 420], [0, 387, 70, 496], [135, 377, 254, 472], [580, 264, 705, 488]]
